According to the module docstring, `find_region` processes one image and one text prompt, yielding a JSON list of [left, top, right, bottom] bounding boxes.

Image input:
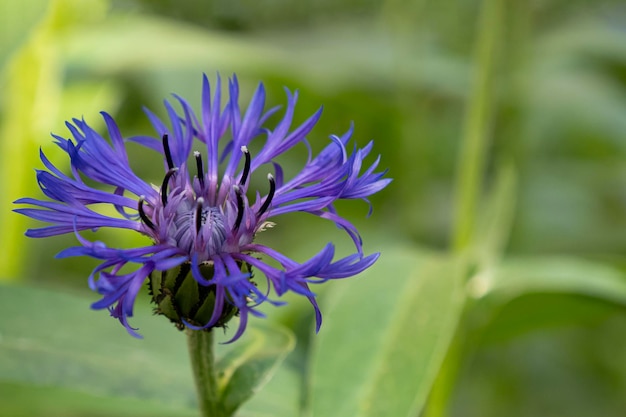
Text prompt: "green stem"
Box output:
[[186, 329, 225, 417], [430, 0, 505, 416], [452, 0, 504, 252]]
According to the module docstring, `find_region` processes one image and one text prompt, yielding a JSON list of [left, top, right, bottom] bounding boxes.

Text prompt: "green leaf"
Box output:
[[470, 256, 626, 305], [480, 292, 624, 344], [472, 163, 517, 269], [0, 0, 113, 280], [236, 362, 302, 417], [217, 323, 295, 416], [61, 15, 468, 95], [0, 382, 198, 417], [307, 249, 465, 417], [0, 283, 295, 416], [0, 284, 195, 409], [0, 0, 48, 69]]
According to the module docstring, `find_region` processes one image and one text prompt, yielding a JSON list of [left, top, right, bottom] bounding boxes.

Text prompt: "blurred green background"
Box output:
[[1, 0, 626, 416]]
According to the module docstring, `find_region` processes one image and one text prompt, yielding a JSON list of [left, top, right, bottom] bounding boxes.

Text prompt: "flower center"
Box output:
[[137, 136, 277, 260], [171, 199, 227, 256]]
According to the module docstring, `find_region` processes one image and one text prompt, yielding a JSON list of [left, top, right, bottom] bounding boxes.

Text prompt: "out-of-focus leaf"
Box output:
[[308, 249, 465, 417], [528, 68, 626, 148], [527, 22, 626, 149], [0, 382, 198, 417], [217, 321, 295, 416], [450, 306, 626, 417], [0, 284, 196, 410], [0, 0, 48, 68], [62, 15, 469, 95], [0, 284, 295, 416], [480, 293, 623, 344], [0, 0, 111, 280], [512, 165, 626, 254], [0, 23, 62, 279], [472, 164, 517, 268], [58, 80, 122, 128], [538, 22, 626, 66], [469, 256, 626, 305], [236, 361, 302, 417]]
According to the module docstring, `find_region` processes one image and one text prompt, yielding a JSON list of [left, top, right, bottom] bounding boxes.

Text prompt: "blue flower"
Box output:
[[15, 75, 391, 341]]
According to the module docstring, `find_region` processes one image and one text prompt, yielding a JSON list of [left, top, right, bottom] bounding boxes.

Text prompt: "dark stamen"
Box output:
[[233, 186, 244, 231], [257, 174, 275, 216], [194, 151, 205, 189], [160, 168, 178, 206], [239, 146, 251, 186], [195, 197, 205, 234], [162, 134, 174, 170], [138, 197, 156, 230]]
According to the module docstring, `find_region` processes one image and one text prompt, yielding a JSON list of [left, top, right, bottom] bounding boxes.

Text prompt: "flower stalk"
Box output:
[[186, 329, 225, 417], [452, 0, 503, 253], [433, 0, 505, 416]]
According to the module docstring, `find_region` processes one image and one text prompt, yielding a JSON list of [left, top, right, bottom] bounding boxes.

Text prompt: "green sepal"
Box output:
[[148, 261, 252, 332]]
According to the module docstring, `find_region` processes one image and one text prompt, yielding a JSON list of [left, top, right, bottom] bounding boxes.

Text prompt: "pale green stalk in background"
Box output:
[[0, 1, 63, 279], [0, 0, 111, 279], [451, 0, 503, 253], [428, 0, 504, 415]]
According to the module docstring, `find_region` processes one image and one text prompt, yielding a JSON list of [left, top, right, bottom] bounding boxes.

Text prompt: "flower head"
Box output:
[[15, 74, 390, 341]]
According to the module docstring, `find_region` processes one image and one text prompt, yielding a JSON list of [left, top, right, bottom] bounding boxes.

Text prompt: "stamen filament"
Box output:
[[195, 197, 205, 234], [138, 196, 156, 230], [194, 151, 205, 189], [162, 134, 175, 170], [160, 168, 178, 206], [233, 186, 244, 231], [257, 174, 275, 216], [239, 146, 251, 187]]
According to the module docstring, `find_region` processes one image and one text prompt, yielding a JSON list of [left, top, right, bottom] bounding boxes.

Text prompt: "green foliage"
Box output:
[[2, 0, 626, 415], [308, 250, 465, 417], [0, 0, 118, 279], [216, 324, 295, 415], [0, 284, 294, 416]]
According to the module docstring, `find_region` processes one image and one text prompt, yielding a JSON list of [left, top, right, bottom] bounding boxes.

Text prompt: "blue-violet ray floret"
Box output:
[[14, 74, 391, 341]]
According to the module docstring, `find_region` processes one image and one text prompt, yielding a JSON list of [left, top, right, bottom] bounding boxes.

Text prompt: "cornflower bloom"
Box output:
[[15, 75, 390, 341]]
